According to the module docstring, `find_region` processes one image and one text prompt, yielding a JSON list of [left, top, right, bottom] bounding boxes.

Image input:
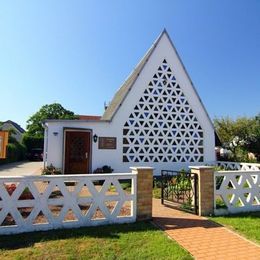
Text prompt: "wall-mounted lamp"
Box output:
[[53, 132, 59, 136], [93, 134, 98, 143]]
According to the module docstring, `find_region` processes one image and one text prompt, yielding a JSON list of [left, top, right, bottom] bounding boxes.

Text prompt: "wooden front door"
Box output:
[[64, 131, 91, 174]]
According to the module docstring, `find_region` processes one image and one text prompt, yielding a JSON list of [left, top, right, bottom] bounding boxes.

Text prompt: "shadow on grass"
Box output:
[[212, 211, 260, 219], [0, 221, 156, 250]]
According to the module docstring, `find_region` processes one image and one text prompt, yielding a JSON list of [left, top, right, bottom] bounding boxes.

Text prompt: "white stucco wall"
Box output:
[[45, 118, 215, 175], [45, 120, 123, 172]]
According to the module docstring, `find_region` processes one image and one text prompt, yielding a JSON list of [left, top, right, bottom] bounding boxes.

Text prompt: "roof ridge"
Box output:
[[101, 29, 166, 121], [102, 28, 214, 130], [2, 120, 25, 133]]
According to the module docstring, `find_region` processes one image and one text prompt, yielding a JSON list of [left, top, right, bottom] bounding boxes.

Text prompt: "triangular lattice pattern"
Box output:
[[123, 59, 204, 163], [215, 171, 260, 214]]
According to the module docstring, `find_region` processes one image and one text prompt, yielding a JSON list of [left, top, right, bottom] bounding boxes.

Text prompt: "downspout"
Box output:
[[42, 122, 48, 169]]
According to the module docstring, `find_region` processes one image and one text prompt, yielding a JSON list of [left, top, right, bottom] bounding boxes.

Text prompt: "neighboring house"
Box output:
[[43, 30, 216, 175], [1, 120, 25, 143]]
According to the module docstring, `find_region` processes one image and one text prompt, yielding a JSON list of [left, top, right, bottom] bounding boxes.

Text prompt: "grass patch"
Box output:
[[0, 221, 192, 259], [210, 211, 260, 244]]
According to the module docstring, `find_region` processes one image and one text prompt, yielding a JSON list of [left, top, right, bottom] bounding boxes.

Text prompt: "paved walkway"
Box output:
[[0, 161, 43, 176], [152, 199, 260, 260]]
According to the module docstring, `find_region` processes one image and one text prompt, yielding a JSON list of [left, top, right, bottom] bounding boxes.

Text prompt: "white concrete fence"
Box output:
[[214, 170, 260, 215], [216, 161, 260, 171], [0, 173, 137, 235]]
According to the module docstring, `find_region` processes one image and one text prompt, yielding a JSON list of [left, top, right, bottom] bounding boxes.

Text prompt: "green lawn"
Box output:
[[0, 221, 192, 260], [210, 211, 260, 244]]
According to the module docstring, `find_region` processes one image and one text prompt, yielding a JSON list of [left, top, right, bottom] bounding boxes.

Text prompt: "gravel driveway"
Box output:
[[0, 161, 43, 176]]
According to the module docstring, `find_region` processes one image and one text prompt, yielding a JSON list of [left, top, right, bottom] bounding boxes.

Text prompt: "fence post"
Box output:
[[130, 167, 154, 221], [189, 166, 214, 216]]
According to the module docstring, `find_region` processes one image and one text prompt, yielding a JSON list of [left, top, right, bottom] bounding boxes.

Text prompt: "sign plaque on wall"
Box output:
[[98, 137, 117, 149]]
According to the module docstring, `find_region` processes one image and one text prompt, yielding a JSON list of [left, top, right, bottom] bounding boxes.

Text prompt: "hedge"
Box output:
[[22, 135, 44, 152], [0, 142, 26, 165]]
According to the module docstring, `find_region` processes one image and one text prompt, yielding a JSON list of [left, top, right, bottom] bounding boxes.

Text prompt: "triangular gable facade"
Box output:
[[106, 30, 215, 165], [44, 30, 215, 174]]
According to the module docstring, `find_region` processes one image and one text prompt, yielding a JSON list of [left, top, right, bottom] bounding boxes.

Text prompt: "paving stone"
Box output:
[[152, 198, 260, 260]]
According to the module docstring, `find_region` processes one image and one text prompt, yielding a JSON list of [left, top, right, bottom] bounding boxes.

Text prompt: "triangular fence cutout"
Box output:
[[91, 206, 106, 220], [226, 181, 235, 189], [215, 196, 227, 209], [105, 201, 117, 214], [4, 182, 19, 196], [78, 203, 92, 216], [226, 193, 234, 204], [105, 183, 120, 196], [48, 185, 64, 199], [242, 180, 250, 188], [234, 197, 244, 207], [18, 187, 34, 200], [1, 213, 16, 226], [78, 184, 92, 197], [118, 201, 131, 217], [33, 210, 49, 224], [252, 196, 259, 206], [65, 181, 79, 193], [92, 181, 103, 192], [118, 180, 132, 195], [243, 192, 250, 201], [33, 181, 48, 195], [63, 209, 78, 222], [251, 175, 258, 183], [18, 207, 34, 219], [48, 204, 63, 218], [235, 175, 241, 182], [215, 176, 224, 190]]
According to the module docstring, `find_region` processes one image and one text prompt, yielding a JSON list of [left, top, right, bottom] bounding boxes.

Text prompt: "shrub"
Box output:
[[42, 164, 62, 175], [102, 165, 114, 173], [93, 165, 114, 173], [153, 177, 162, 188], [218, 147, 258, 163]]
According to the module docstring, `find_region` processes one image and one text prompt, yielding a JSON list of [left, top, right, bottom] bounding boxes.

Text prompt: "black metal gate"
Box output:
[[161, 170, 198, 214]]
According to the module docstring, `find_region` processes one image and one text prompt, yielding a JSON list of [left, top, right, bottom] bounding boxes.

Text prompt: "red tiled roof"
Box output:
[[78, 115, 101, 121]]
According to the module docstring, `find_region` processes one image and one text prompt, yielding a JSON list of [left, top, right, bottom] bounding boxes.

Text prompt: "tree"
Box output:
[[23, 103, 78, 150], [246, 114, 260, 156], [26, 103, 78, 137], [214, 115, 260, 161]]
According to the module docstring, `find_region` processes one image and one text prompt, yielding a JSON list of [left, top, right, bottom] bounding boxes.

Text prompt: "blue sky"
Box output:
[[0, 1, 259, 129]]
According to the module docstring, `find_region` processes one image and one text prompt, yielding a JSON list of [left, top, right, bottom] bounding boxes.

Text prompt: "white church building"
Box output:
[[43, 30, 216, 175]]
